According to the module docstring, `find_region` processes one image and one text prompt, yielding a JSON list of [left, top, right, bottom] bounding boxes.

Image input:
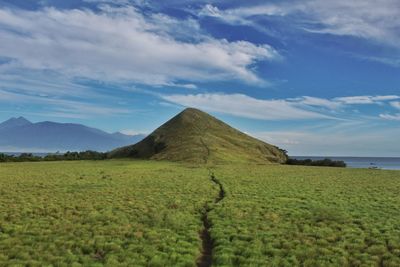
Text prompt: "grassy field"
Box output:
[[210, 165, 400, 266], [0, 160, 216, 266], [0, 161, 399, 266]]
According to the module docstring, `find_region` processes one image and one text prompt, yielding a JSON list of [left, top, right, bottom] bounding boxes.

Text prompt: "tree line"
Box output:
[[0, 151, 107, 162], [286, 158, 346, 167]]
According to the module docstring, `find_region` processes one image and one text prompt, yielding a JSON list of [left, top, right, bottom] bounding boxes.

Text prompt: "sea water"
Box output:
[[293, 156, 400, 170]]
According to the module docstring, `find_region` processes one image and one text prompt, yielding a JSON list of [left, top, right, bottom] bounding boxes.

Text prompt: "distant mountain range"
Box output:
[[0, 117, 145, 152]]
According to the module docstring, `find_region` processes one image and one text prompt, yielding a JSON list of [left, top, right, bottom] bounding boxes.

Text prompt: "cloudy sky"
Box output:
[[0, 0, 399, 156]]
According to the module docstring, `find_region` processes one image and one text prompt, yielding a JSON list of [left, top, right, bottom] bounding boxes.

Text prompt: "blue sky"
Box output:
[[0, 0, 399, 156]]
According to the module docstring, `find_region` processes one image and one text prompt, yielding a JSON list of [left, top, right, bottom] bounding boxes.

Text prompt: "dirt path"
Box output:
[[200, 137, 210, 164], [196, 172, 225, 267]]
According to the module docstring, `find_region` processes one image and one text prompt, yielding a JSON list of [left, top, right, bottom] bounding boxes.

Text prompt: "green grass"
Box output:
[[210, 165, 400, 266], [0, 160, 399, 266], [0, 160, 217, 266]]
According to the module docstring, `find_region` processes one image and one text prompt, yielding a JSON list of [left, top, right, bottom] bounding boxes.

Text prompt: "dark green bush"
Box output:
[[286, 158, 346, 167], [0, 151, 107, 162]]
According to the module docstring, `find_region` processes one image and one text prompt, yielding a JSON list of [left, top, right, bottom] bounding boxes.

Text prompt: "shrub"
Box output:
[[286, 158, 346, 167]]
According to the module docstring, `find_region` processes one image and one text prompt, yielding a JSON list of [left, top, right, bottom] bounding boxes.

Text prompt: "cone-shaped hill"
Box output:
[[109, 108, 288, 164]]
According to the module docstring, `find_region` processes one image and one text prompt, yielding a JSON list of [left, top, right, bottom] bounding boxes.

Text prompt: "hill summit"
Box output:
[[109, 108, 288, 164]]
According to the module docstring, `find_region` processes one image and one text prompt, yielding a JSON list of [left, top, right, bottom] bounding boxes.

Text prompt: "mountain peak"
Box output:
[[172, 107, 215, 125], [109, 108, 288, 164], [11, 116, 30, 123], [180, 107, 205, 115], [0, 116, 32, 129]]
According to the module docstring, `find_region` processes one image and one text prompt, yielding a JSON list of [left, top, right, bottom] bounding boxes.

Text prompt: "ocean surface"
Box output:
[[293, 156, 400, 170]]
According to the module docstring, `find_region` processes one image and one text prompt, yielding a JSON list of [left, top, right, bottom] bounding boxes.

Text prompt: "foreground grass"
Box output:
[[210, 165, 400, 266], [0, 160, 216, 266], [0, 161, 399, 266]]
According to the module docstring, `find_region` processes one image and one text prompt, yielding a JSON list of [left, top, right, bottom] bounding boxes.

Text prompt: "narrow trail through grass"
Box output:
[[197, 171, 225, 267], [200, 137, 210, 164]]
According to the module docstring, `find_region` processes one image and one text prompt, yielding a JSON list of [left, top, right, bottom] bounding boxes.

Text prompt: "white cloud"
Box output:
[[359, 56, 400, 68], [300, 0, 400, 46], [0, 6, 278, 86], [287, 95, 400, 110], [83, 0, 130, 3], [372, 95, 400, 101], [199, 1, 400, 47], [161, 93, 400, 121], [120, 129, 149, 135], [162, 82, 197, 89], [295, 96, 342, 109], [334, 95, 400, 105], [334, 96, 375, 104], [380, 113, 400, 121], [0, 69, 97, 99], [0, 89, 130, 118], [390, 101, 400, 110], [161, 93, 334, 120], [197, 4, 290, 36], [199, 4, 287, 26]]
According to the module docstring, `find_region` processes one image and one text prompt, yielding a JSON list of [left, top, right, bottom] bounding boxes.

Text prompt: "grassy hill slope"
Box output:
[[109, 108, 288, 164]]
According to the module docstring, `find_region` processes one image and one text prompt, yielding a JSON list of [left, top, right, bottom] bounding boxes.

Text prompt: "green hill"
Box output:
[[109, 108, 288, 164]]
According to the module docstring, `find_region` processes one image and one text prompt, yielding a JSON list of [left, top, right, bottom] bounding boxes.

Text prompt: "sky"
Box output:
[[0, 0, 399, 156]]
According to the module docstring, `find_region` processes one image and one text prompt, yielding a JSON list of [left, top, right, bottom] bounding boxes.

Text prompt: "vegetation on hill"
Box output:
[[109, 108, 288, 164]]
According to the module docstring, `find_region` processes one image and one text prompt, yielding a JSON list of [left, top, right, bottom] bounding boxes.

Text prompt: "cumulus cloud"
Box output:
[[0, 6, 278, 86]]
